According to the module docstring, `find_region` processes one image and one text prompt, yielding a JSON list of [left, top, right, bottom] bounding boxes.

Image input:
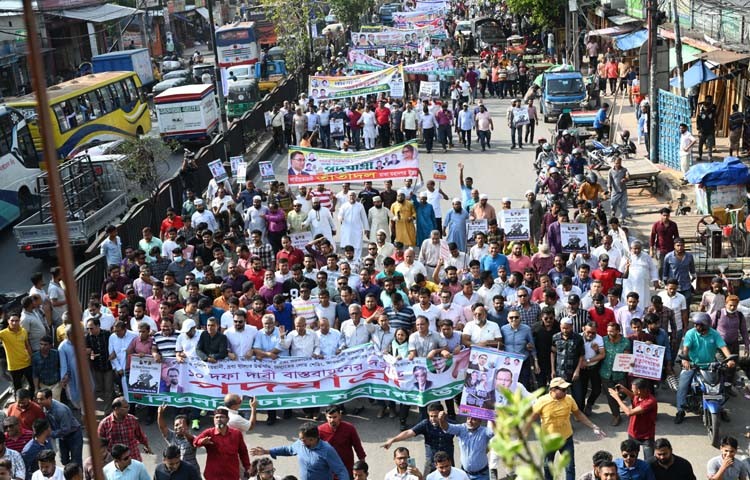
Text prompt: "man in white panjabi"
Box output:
[[303, 197, 336, 245], [419, 230, 446, 279], [367, 196, 393, 242], [338, 191, 370, 260], [619, 240, 659, 310]]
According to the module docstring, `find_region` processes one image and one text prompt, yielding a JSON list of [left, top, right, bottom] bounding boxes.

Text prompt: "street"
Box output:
[[75, 93, 747, 478]]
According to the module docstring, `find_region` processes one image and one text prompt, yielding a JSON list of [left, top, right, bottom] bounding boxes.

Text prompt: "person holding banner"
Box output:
[[438, 411, 494, 480]]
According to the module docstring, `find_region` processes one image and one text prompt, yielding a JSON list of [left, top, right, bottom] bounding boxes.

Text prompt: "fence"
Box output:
[[72, 66, 310, 305]]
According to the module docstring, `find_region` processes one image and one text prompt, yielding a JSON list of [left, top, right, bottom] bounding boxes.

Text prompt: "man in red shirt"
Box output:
[[348, 106, 363, 151], [608, 378, 658, 458], [649, 208, 679, 270], [244, 256, 266, 291], [6, 389, 44, 431], [317, 405, 366, 478], [375, 100, 391, 148], [194, 407, 251, 480], [3, 415, 32, 453], [590, 254, 626, 294], [588, 294, 615, 337], [160, 207, 185, 240], [97, 397, 151, 461], [277, 235, 305, 268]]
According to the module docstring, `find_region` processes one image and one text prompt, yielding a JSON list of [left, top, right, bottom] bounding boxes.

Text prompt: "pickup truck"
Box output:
[[540, 71, 587, 122], [13, 155, 129, 259]]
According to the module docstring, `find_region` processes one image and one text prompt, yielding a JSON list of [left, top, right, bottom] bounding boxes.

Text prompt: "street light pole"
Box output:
[[648, 0, 658, 163], [207, 0, 227, 134]]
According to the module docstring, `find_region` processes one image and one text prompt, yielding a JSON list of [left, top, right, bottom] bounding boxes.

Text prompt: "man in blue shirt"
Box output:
[[480, 242, 509, 279], [614, 439, 655, 480], [35, 388, 83, 467], [251, 422, 348, 480], [439, 411, 494, 480], [501, 313, 537, 389], [593, 103, 609, 141]]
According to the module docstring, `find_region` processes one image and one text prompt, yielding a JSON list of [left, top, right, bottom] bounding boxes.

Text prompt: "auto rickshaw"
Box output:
[[226, 78, 260, 121]]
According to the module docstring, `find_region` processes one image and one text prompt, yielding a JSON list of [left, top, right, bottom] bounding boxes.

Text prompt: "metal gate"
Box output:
[[657, 89, 691, 170]]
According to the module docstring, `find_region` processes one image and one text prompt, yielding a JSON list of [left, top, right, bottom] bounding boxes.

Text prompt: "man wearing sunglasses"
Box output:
[[614, 439, 654, 479]]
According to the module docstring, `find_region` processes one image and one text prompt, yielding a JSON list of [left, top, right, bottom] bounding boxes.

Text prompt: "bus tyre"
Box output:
[[136, 127, 144, 137], [18, 188, 33, 220]]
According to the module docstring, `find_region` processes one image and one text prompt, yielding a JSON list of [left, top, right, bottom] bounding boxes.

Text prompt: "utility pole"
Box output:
[[672, 0, 685, 96], [571, 0, 579, 70], [648, 0, 658, 163], [207, 0, 227, 134]]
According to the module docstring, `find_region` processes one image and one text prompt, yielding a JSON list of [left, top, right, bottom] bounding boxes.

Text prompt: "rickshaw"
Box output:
[[226, 78, 260, 121]]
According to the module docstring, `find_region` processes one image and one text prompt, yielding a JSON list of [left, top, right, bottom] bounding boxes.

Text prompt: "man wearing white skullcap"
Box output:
[[367, 195, 393, 242], [443, 198, 470, 251], [471, 193, 496, 222]]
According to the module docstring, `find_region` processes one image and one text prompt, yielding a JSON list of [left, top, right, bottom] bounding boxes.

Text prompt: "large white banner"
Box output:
[[128, 345, 469, 410], [309, 65, 405, 101]]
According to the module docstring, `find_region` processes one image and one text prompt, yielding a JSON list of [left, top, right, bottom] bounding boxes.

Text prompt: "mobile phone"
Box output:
[[407, 458, 416, 468]]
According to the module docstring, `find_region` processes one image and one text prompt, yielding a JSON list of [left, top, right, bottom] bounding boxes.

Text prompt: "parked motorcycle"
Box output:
[[681, 353, 738, 447]]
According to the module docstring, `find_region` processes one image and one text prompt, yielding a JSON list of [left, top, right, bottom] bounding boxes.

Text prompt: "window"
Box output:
[[52, 104, 67, 132], [109, 83, 123, 109], [122, 78, 137, 103], [0, 115, 10, 156], [85, 92, 102, 119], [97, 86, 114, 114]]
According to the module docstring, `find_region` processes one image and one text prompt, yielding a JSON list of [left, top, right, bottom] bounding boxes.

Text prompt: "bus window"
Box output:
[[96, 88, 112, 114], [52, 104, 67, 132], [0, 115, 10, 156], [85, 92, 102, 119], [108, 83, 123, 109], [123, 78, 138, 103]]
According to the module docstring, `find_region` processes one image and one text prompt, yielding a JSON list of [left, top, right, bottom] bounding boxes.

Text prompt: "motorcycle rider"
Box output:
[[674, 312, 735, 424], [556, 130, 578, 156], [540, 167, 566, 199], [568, 147, 588, 178], [579, 173, 606, 207], [535, 143, 556, 172]]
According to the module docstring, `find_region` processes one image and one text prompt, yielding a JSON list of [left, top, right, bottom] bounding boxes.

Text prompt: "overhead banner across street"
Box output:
[[287, 141, 419, 185], [308, 65, 405, 101], [352, 31, 420, 51], [127, 345, 467, 410], [347, 51, 456, 76]]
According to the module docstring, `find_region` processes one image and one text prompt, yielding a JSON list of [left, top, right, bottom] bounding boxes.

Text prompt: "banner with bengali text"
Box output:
[[352, 31, 419, 51], [347, 51, 456, 76], [383, 18, 447, 39], [393, 9, 442, 27], [288, 140, 419, 186], [127, 344, 468, 410], [308, 65, 404, 101]]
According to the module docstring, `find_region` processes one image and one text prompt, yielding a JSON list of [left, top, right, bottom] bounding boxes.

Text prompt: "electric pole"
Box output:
[[648, 0, 658, 163], [672, 0, 685, 96], [207, 0, 227, 134]]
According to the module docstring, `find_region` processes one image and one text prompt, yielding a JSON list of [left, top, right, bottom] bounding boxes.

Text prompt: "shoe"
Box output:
[[266, 417, 276, 426], [377, 408, 387, 419], [191, 419, 200, 430], [482, 148, 486, 151], [511, 146, 517, 149], [443, 148, 447, 153], [721, 410, 730, 422], [584, 406, 593, 417], [610, 415, 621, 426], [389, 410, 397, 418], [674, 410, 686, 424]]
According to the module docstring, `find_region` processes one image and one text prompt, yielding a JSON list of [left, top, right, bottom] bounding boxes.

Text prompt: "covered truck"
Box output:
[[154, 84, 219, 145], [92, 48, 155, 88]]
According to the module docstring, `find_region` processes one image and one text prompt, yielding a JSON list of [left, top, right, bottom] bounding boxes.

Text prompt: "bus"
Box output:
[[0, 106, 41, 230], [216, 21, 260, 68], [6, 71, 151, 160]]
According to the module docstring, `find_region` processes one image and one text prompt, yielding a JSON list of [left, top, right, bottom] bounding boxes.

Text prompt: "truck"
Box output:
[[540, 71, 587, 122], [92, 48, 155, 88], [154, 84, 220, 145], [13, 155, 129, 259]]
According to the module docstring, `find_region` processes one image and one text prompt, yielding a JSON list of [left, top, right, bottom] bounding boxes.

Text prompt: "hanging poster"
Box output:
[[560, 223, 589, 253], [208, 159, 228, 183], [458, 347, 525, 421], [128, 357, 162, 395], [309, 65, 405, 101], [230, 155, 243, 176], [288, 140, 419, 185], [236, 161, 248, 183], [433, 160, 447, 180], [352, 31, 420, 51], [347, 52, 455, 76], [501, 209, 531, 241], [419, 81, 441, 100], [259, 161, 275, 183], [632, 341, 666, 381]]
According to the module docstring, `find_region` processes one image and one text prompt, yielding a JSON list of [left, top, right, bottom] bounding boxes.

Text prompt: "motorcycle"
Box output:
[[681, 353, 738, 447]]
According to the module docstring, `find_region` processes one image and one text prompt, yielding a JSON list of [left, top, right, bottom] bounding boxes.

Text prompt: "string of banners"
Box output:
[[347, 51, 456, 76], [287, 140, 419, 186], [127, 344, 477, 410], [308, 65, 405, 102]]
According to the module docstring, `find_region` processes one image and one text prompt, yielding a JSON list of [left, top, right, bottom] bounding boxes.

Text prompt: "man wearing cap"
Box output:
[[190, 199, 218, 233], [338, 192, 369, 260], [444, 199, 469, 252], [304, 198, 336, 246], [470, 194, 496, 222], [367, 197, 392, 243], [529, 377, 604, 480], [675, 312, 735, 424], [559, 294, 590, 334]]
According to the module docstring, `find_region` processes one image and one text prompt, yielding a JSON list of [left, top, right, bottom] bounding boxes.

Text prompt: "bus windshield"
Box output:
[[217, 28, 256, 45]]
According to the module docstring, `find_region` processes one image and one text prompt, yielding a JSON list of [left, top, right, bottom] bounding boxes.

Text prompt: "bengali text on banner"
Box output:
[[127, 345, 468, 410], [309, 65, 404, 101], [287, 141, 419, 186]]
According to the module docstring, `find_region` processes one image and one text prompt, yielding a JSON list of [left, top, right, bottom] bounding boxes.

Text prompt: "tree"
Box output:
[[259, 0, 323, 72], [115, 136, 174, 201], [327, 0, 374, 30], [491, 388, 570, 480], [503, 0, 564, 30]]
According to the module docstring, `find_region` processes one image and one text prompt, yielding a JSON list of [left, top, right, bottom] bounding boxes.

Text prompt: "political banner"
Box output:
[[236, 161, 248, 183], [230, 155, 243, 176], [433, 160, 447, 180], [127, 344, 468, 410], [288, 140, 419, 186], [632, 341, 666, 381], [308, 66, 405, 101], [459, 347, 525, 421], [208, 159, 228, 183], [415, 0, 449, 11], [394, 8, 442, 26], [347, 52, 455, 76], [501, 209, 531, 241], [289, 231, 313, 250], [383, 18, 447, 39], [419, 81, 441, 100], [466, 219, 488, 241], [612, 353, 634, 373], [352, 31, 419, 51], [259, 161, 275, 183], [128, 357, 162, 395], [560, 223, 589, 253], [347, 50, 392, 71]]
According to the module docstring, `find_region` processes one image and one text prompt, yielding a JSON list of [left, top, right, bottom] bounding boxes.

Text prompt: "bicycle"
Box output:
[[724, 205, 747, 257]]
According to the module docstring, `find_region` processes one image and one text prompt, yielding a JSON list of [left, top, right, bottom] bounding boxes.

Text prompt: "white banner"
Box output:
[[501, 209, 531, 241], [561, 223, 589, 253], [419, 81, 441, 100], [129, 357, 162, 395]]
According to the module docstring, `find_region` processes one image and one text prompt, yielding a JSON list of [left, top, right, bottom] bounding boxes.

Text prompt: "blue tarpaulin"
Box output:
[[685, 156, 750, 187], [614, 29, 648, 51], [670, 60, 718, 89]]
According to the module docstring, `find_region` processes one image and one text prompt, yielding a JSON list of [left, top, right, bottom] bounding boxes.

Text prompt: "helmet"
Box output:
[[587, 173, 597, 183], [574, 174, 585, 184], [547, 159, 556, 167], [538, 137, 547, 143], [621, 129, 631, 140], [549, 167, 559, 174], [542, 143, 552, 152], [562, 129, 571, 136], [572, 147, 583, 155]]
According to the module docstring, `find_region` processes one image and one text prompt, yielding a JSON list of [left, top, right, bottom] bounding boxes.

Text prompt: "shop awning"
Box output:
[[587, 24, 640, 37], [50, 4, 138, 23], [701, 49, 750, 66], [196, 7, 209, 21], [670, 59, 718, 89], [614, 29, 647, 50], [669, 44, 703, 69]]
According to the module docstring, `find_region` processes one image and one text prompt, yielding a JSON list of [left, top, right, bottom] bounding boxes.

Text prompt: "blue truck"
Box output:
[[92, 48, 156, 89], [540, 71, 587, 123]]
